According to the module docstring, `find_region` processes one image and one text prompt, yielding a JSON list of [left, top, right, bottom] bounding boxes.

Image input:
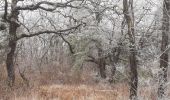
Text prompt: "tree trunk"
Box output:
[[158, 0, 170, 98], [5, 0, 19, 86], [129, 47, 138, 100], [99, 57, 106, 78], [6, 22, 18, 86], [6, 40, 17, 86], [123, 0, 138, 99], [98, 47, 106, 78]]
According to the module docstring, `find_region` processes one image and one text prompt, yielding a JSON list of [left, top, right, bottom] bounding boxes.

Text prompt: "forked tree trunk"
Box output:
[[86, 39, 107, 79], [123, 0, 138, 99], [158, 0, 170, 98]]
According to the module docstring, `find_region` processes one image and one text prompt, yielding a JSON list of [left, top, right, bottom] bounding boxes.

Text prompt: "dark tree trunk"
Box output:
[[108, 47, 121, 83], [111, 46, 121, 76], [123, 0, 138, 99], [86, 39, 107, 79], [5, 0, 19, 86], [99, 58, 106, 78], [129, 47, 138, 99], [98, 47, 106, 79], [6, 40, 17, 86], [158, 0, 170, 98], [6, 22, 18, 86]]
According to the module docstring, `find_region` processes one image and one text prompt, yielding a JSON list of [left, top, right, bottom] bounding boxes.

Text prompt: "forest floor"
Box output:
[[0, 83, 160, 100], [13, 84, 127, 100], [0, 64, 169, 100]]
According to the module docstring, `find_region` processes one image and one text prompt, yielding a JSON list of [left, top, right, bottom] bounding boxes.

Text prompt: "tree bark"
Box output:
[[6, 40, 17, 86], [98, 47, 106, 79], [129, 47, 138, 100], [99, 57, 106, 78], [123, 0, 138, 99], [158, 0, 170, 98], [6, 0, 19, 87]]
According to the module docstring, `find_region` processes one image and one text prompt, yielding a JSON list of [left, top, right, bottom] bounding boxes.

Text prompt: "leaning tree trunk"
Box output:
[[5, 0, 19, 86], [123, 0, 138, 99], [158, 0, 170, 98]]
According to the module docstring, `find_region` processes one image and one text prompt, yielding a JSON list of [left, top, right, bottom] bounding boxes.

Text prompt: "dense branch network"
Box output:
[[17, 24, 83, 40]]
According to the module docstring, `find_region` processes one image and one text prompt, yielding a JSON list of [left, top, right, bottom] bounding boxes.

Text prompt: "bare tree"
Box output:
[[158, 0, 170, 98], [123, 0, 138, 99], [3, 0, 83, 87]]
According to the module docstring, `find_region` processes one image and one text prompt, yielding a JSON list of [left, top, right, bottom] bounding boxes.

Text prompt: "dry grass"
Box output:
[[0, 75, 154, 99], [9, 83, 160, 100], [13, 84, 129, 100], [0, 63, 167, 100], [0, 74, 164, 100]]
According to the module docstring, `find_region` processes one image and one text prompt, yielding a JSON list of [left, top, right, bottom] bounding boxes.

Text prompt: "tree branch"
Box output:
[[17, 24, 82, 40], [86, 55, 98, 64], [3, 0, 11, 23], [15, 0, 81, 11], [59, 34, 74, 54]]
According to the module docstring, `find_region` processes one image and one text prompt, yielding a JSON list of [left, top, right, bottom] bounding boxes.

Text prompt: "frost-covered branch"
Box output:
[[17, 24, 82, 40], [16, 0, 83, 11]]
